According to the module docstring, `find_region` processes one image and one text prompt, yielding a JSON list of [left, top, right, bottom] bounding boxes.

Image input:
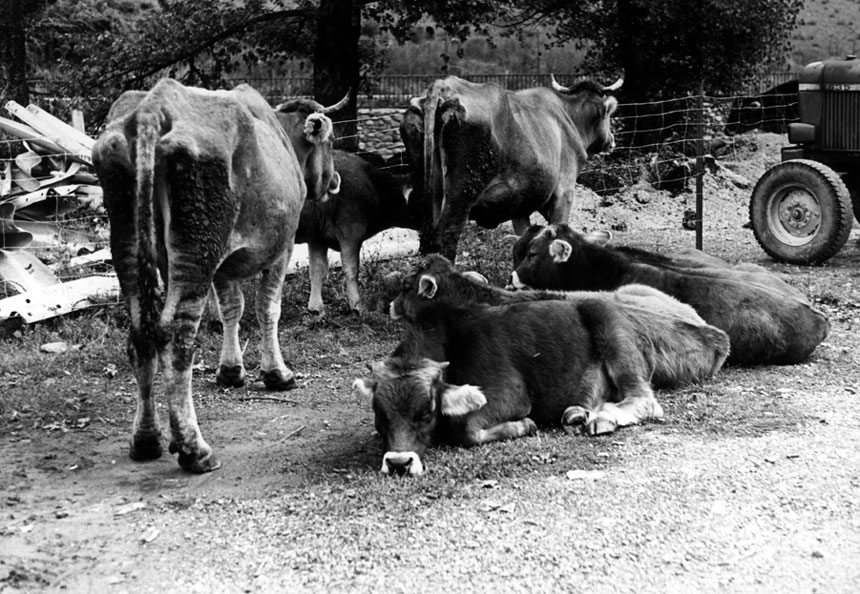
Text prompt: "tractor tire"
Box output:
[[852, 189, 860, 225], [749, 159, 853, 265]]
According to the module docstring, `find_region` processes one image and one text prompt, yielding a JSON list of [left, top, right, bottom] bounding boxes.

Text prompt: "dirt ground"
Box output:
[[2, 133, 860, 593]]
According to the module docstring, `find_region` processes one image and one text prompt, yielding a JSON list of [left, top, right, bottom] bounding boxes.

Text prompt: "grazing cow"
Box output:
[[353, 265, 729, 477], [725, 80, 799, 135], [401, 74, 622, 261], [509, 224, 830, 366], [389, 254, 729, 389], [92, 79, 342, 473], [296, 150, 415, 314]]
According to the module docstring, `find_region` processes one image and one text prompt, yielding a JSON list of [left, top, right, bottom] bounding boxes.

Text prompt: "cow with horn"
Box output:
[[400, 73, 623, 261]]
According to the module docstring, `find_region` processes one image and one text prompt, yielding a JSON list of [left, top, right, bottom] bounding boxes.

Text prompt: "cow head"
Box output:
[[550, 75, 621, 155], [353, 357, 487, 476], [510, 224, 612, 291], [389, 254, 489, 321], [275, 94, 348, 202]]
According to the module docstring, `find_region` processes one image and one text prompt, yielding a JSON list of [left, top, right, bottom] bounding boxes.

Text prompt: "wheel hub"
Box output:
[[775, 189, 820, 238]]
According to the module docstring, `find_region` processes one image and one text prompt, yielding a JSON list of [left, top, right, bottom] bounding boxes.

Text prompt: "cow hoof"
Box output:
[[129, 432, 163, 461], [216, 365, 246, 388], [522, 417, 538, 436], [169, 441, 221, 473], [584, 412, 618, 436], [562, 405, 589, 426], [263, 369, 297, 391]]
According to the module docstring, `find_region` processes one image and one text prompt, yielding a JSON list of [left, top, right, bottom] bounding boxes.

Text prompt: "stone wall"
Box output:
[[357, 108, 404, 159]]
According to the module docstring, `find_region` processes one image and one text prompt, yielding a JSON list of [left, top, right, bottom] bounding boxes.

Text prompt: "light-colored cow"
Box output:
[[93, 79, 341, 473]]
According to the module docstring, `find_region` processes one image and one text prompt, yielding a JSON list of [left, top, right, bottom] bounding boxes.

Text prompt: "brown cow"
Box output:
[[93, 79, 341, 473], [510, 224, 830, 365], [401, 75, 621, 260], [295, 150, 415, 314], [354, 257, 729, 476]]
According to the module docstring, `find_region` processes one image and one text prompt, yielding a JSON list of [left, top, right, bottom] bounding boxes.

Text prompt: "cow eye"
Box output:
[[527, 250, 538, 260]]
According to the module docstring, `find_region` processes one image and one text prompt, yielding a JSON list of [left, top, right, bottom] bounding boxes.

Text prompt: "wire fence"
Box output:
[[1, 77, 801, 305]]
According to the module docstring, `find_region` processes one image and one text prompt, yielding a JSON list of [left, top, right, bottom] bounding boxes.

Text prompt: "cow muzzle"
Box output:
[[507, 271, 531, 290], [381, 451, 424, 476]]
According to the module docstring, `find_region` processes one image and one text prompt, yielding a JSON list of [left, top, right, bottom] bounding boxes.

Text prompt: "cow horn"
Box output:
[[321, 91, 350, 113], [603, 78, 624, 93], [550, 74, 570, 93]]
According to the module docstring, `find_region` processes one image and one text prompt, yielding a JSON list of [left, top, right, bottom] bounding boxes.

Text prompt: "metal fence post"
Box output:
[[695, 83, 704, 250]]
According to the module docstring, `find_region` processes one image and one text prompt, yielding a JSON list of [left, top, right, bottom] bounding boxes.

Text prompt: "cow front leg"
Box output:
[[463, 418, 538, 446], [161, 290, 220, 473], [543, 185, 575, 226], [307, 241, 329, 315], [340, 241, 363, 312], [582, 395, 664, 436], [212, 277, 246, 387], [257, 255, 296, 391]]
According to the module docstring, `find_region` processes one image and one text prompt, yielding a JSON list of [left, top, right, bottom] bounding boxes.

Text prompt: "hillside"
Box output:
[[790, 0, 860, 67]]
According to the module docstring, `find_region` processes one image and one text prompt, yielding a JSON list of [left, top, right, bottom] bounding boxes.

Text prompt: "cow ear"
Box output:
[[549, 239, 573, 263], [440, 384, 487, 417], [352, 377, 377, 400], [583, 230, 612, 246], [603, 96, 618, 117], [328, 171, 341, 195], [303, 112, 334, 144], [417, 274, 438, 299]]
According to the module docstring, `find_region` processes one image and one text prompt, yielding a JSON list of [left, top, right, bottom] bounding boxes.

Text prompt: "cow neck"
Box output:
[[577, 242, 633, 290]]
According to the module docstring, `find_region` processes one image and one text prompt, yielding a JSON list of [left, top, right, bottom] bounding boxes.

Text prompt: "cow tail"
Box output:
[[134, 110, 161, 348], [422, 84, 439, 211]]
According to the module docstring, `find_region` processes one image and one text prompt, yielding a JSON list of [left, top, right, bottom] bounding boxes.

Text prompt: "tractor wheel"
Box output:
[[749, 159, 853, 265], [852, 189, 860, 225]]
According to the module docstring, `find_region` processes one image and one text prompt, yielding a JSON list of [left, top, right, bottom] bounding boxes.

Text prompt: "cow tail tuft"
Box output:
[[135, 110, 161, 349]]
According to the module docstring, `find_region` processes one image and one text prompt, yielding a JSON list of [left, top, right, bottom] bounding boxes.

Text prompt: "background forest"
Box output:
[[0, 0, 859, 134]]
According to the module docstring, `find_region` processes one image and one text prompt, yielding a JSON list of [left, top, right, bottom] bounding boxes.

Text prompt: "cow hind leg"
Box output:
[[127, 330, 163, 461], [160, 289, 220, 473], [307, 242, 329, 314], [340, 241, 363, 312], [256, 255, 296, 391], [212, 277, 246, 387]]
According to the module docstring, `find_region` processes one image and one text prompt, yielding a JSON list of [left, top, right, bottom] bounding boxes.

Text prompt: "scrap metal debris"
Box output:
[[0, 101, 118, 326]]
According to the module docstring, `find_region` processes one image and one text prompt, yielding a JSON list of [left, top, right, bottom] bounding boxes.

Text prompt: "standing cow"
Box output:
[[93, 79, 342, 473], [401, 74, 622, 261], [296, 150, 415, 314], [509, 224, 830, 366], [725, 79, 799, 135]]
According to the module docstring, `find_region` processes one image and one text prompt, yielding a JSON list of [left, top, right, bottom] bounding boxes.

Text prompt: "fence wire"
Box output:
[[1, 86, 801, 300]]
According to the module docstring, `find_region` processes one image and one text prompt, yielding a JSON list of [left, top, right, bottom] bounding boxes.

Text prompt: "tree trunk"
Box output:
[[313, 0, 360, 152], [0, 0, 30, 106]]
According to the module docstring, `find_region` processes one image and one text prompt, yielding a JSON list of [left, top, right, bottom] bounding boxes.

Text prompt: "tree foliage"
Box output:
[[3, 0, 804, 129]]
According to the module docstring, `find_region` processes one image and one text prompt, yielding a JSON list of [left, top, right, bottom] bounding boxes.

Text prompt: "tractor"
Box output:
[[749, 55, 860, 264]]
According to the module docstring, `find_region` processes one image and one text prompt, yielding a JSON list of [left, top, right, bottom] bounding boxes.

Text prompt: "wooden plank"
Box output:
[[0, 161, 11, 197], [4, 102, 92, 165], [70, 109, 86, 134], [26, 104, 96, 150], [0, 249, 61, 293], [0, 116, 65, 156], [0, 273, 120, 324]]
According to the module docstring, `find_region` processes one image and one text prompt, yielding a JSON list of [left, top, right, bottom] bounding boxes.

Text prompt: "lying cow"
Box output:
[[93, 79, 343, 473], [389, 254, 730, 389], [354, 261, 729, 477], [509, 224, 830, 366], [401, 74, 622, 261], [296, 150, 415, 314]]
